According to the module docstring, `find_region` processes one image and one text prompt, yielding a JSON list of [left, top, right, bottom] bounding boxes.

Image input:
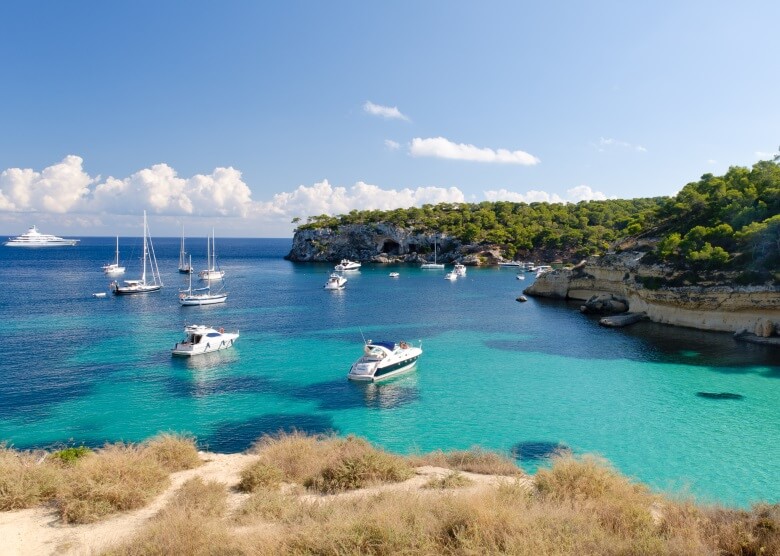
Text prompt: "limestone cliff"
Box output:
[[525, 252, 780, 336], [286, 224, 504, 265]]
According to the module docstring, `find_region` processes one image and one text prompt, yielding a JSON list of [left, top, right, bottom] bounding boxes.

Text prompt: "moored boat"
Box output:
[[198, 229, 225, 281], [171, 324, 239, 356], [335, 259, 361, 271], [102, 236, 125, 276], [4, 225, 79, 247], [179, 255, 227, 305], [389, 272, 400, 278], [454, 263, 466, 276], [111, 211, 163, 295], [444, 271, 457, 281], [324, 273, 347, 290], [348, 340, 422, 382]]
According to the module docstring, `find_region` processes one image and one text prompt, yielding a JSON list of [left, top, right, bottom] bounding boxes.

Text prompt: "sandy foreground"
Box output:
[[0, 452, 528, 556]]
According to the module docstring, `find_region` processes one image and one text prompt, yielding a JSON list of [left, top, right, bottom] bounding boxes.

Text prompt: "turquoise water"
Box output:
[[1, 237, 778, 507]]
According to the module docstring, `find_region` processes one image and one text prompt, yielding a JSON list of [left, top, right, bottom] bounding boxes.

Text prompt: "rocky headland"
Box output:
[[285, 223, 567, 265], [524, 251, 780, 341]]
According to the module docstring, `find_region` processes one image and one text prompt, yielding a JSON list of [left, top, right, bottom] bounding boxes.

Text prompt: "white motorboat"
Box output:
[[324, 273, 347, 290], [92, 292, 107, 298], [4, 225, 79, 247], [389, 272, 400, 278], [420, 235, 445, 268], [178, 225, 193, 274], [348, 340, 423, 382], [498, 261, 522, 267], [454, 263, 466, 276], [111, 211, 163, 295], [179, 255, 227, 305], [102, 236, 125, 276], [516, 274, 526, 280], [535, 265, 553, 276], [335, 259, 361, 271], [444, 271, 457, 281], [198, 229, 225, 281], [171, 324, 239, 356]]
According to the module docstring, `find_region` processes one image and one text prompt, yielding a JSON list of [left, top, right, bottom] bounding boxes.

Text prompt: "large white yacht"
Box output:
[[335, 259, 361, 271], [171, 324, 239, 356], [4, 226, 79, 247], [347, 340, 422, 382]]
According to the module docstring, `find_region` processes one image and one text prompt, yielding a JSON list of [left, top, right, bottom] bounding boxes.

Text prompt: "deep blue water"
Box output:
[[1, 236, 778, 507]]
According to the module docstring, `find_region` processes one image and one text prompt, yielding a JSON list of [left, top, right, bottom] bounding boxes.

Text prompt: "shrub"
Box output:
[[238, 461, 284, 492], [143, 433, 201, 473], [57, 443, 169, 524], [306, 449, 413, 494], [423, 472, 473, 490], [410, 447, 523, 476], [0, 447, 61, 510], [52, 445, 92, 465]]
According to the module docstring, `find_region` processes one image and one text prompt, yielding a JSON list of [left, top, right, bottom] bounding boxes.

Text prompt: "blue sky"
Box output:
[[1, 1, 778, 237]]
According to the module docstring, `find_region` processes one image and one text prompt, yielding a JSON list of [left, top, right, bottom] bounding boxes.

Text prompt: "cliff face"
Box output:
[[525, 252, 780, 335], [286, 224, 504, 265]]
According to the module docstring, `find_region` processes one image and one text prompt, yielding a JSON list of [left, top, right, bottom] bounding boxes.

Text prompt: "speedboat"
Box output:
[[389, 272, 400, 278], [516, 274, 525, 280], [4, 225, 79, 247], [335, 259, 361, 271], [348, 340, 422, 382], [453, 263, 466, 276], [444, 271, 457, 281], [324, 273, 347, 290], [171, 324, 239, 356]]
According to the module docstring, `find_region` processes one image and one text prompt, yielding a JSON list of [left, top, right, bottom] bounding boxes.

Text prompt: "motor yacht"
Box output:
[[335, 259, 361, 271], [498, 261, 521, 267], [348, 340, 422, 382], [4, 225, 79, 247], [444, 271, 457, 280], [389, 272, 400, 278], [453, 263, 466, 276], [324, 273, 347, 290], [171, 324, 239, 356]]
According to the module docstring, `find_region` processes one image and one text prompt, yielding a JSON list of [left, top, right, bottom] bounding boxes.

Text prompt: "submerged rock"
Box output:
[[696, 392, 744, 400]]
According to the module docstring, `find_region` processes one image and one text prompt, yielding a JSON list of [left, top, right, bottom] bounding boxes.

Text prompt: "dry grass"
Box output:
[[237, 461, 284, 493], [423, 471, 473, 490], [142, 433, 202, 472], [250, 432, 413, 494], [56, 443, 170, 524], [0, 446, 61, 510], [409, 446, 523, 476]]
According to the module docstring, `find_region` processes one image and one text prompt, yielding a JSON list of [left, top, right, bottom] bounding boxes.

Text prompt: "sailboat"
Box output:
[[178, 225, 193, 274], [198, 229, 225, 281], [179, 255, 227, 305], [420, 235, 445, 269], [110, 211, 163, 295], [102, 236, 125, 276]]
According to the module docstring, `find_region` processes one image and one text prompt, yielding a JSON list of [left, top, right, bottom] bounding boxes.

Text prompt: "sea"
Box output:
[[1, 236, 778, 508]]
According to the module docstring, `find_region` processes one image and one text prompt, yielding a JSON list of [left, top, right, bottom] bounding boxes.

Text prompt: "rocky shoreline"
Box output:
[[524, 251, 780, 342]]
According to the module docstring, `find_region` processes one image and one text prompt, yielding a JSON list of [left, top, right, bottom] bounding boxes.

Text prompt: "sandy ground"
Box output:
[[0, 452, 531, 556]]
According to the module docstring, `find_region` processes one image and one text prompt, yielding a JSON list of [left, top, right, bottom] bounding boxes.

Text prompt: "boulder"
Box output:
[[755, 318, 775, 338], [580, 293, 629, 315]]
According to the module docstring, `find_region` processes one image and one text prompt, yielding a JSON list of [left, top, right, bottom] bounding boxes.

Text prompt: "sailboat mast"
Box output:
[[179, 225, 185, 268], [115, 236, 120, 265], [188, 254, 193, 294], [211, 228, 216, 271], [142, 210, 148, 284]]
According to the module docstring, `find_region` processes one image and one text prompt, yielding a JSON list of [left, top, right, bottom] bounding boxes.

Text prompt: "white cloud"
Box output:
[[410, 137, 540, 165], [255, 180, 465, 222], [0, 156, 254, 218], [755, 151, 776, 160], [363, 101, 409, 121], [707, 159, 718, 165], [483, 185, 609, 204], [595, 137, 647, 153], [384, 139, 401, 150]]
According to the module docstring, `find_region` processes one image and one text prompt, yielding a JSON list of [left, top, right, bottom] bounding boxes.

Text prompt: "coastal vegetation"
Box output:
[[293, 159, 780, 280], [1, 432, 778, 554]]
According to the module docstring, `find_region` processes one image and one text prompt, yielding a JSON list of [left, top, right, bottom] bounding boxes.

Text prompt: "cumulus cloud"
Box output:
[[384, 139, 401, 150], [255, 180, 465, 221], [410, 137, 540, 165], [594, 137, 647, 153], [484, 185, 609, 204], [363, 101, 410, 121], [0, 156, 254, 218]]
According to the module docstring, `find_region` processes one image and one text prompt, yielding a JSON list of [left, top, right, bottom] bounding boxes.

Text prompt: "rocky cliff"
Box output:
[[525, 252, 780, 337], [286, 224, 506, 265]]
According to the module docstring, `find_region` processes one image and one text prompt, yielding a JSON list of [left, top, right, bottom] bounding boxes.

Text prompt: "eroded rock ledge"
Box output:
[[524, 252, 780, 338]]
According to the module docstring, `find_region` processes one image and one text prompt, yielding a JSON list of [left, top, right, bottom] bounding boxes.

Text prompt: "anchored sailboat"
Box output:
[[178, 225, 193, 274], [111, 211, 163, 295], [102, 236, 125, 276], [179, 254, 227, 305], [420, 235, 445, 269], [198, 229, 225, 281]]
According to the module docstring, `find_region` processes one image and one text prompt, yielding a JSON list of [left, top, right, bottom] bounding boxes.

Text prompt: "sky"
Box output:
[[0, 1, 778, 238]]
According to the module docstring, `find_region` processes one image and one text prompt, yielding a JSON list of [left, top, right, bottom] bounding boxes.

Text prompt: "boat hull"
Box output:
[[171, 332, 239, 356], [348, 356, 420, 382], [112, 284, 162, 295], [4, 240, 78, 247]]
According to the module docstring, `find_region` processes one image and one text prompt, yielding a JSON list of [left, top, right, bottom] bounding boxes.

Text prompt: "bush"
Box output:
[[410, 447, 523, 476], [238, 461, 284, 492], [52, 445, 92, 464], [0, 447, 61, 510], [143, 433, 201, 473]]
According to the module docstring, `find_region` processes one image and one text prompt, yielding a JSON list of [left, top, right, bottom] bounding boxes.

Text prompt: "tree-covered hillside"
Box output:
[[295, 159, 779, 275]]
